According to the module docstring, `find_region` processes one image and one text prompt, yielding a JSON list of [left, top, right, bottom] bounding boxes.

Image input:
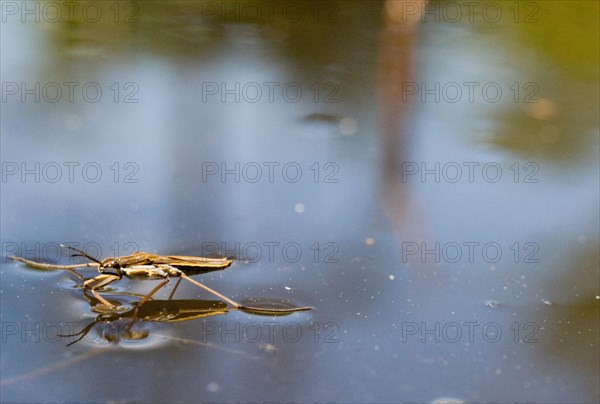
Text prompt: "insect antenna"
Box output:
[[60, 244, 102, 265]]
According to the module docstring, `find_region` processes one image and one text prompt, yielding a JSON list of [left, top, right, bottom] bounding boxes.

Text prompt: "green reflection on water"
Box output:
[[482, 1, 599, 160]]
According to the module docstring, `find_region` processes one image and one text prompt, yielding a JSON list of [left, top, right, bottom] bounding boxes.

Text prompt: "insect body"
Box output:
[[11, 244, 310, 314]]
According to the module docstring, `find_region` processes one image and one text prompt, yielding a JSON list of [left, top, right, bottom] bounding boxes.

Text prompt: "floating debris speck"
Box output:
[[484, 300, 499, 308], [258, 343, 278, 353], [339, 116, 358, 135], [294, 203, 305, 213]]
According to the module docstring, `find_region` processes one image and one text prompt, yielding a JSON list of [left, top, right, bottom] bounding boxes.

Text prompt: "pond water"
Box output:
[[1, 1, 598, 403]]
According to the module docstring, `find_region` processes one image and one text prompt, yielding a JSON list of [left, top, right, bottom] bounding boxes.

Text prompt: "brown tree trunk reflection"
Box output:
[[378, 0, 429, 245]]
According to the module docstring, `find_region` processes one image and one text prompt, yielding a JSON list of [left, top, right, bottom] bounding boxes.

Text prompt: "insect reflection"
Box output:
[[61, 290, 231, 346]]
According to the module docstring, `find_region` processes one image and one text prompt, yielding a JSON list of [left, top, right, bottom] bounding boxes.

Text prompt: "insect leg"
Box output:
[[83, 274, 121, 307], [10, 256, 98, 271], [180, 273, 241, 308], [138, 278, 170, 306], [167, 277, 183, 300], [126, 277, 170, 325]]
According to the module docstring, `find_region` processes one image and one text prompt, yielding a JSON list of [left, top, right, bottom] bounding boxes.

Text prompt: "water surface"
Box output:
[[1, 1, 598, 402]]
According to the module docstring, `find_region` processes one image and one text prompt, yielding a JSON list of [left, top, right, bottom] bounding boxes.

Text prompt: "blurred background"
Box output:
[[1, 0, 598, 402]]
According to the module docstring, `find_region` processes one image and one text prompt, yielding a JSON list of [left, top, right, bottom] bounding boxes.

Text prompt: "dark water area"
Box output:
[[1, 1, 598, 403]]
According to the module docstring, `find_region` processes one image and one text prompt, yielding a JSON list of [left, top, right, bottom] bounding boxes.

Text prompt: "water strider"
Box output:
[[10, 244, 311, 315]]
